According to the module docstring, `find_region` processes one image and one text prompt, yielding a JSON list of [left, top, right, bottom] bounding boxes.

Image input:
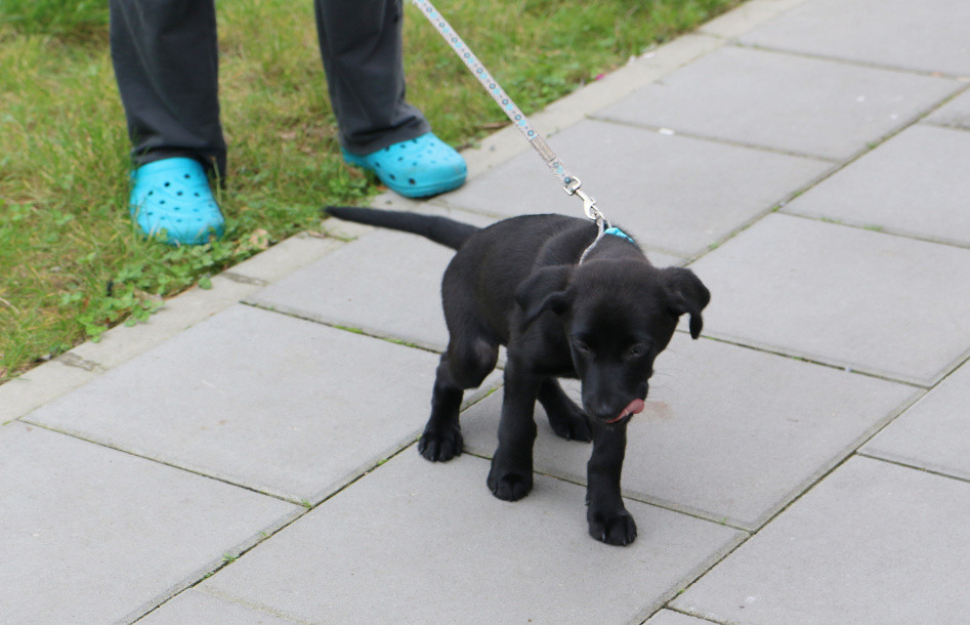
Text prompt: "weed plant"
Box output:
[[0, 0, 738, 382]]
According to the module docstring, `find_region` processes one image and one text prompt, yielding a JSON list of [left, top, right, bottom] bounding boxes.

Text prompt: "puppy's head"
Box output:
[[516, 260, 710, 425]]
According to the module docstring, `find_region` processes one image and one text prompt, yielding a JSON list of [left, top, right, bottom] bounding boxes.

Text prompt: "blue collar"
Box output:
[[579, 224, 637, 264], [604, 226, 635, 244]]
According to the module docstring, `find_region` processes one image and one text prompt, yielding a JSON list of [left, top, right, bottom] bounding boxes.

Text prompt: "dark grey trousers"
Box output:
[[109, 0, 430, 178]]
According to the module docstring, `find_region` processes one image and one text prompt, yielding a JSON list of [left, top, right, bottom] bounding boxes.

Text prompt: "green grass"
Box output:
[[0, 0, 107, 39], [0, 0, 739, 383]]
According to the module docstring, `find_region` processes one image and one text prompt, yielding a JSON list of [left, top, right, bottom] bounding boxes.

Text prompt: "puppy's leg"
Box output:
[[586, 423, 637, 546], [418, 354, 465, 462], [419, 337, 498, 462], [538, 379, 592, 442], [487, 358, 540, 501]]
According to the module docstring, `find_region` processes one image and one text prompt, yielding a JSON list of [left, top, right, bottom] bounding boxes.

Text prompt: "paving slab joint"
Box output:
[[199, 587, 314, 625], [655, 606, 731, 625], [918, 82, 970, 129], [631, 528, 751, 625], [854, 452, 970, 488], [54, 352, 105, 373], [219, 272, 270, 287], [319, 220, 375, 241], [699, 0, 815, 41], [586, 114, 841, 165], [122, 504, 307, 624], [730, 38, 970, 82]]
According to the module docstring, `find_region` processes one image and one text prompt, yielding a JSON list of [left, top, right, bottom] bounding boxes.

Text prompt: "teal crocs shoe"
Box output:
[[129, 157, 225, 245], [342, 132, 467, 198]]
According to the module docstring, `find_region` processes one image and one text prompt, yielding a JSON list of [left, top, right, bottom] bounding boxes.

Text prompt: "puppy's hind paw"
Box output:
[[587, 508, 638, 546], [418, 426, 463, 462], [543, 393, 593, 443], [548, 411, 593, 443]]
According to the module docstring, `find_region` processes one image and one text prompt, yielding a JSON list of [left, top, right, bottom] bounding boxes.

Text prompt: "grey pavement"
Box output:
[[2, 0, 969, 622]]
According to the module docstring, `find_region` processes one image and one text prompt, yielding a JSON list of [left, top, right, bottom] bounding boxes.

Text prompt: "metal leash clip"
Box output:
[[566, 176, 614, 265], [563, 176, 605, 225]]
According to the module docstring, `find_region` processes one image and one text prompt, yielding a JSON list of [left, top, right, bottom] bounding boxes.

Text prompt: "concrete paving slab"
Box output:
[[443, 118, 829, 258], [534, 34, 723, 139], [672, 456, 970, 624], [862, 359, 970, 480], [0, 421, 300, 624], [250, 228, 452, 350], [644, 610, 714, 625], [256, 207, 496, 352], [460, 334, 916, 530], [0, 358, 100, 424], [64, 233, 343, 376], [69, 275, 263, 372], [455, 32, 724, 182], [201, 451, 744, 624], [782, 125, 970, 246], [2, 235, 344, 431], [740, 0, 970, 77], [699, 0, 811, 39], [595, 46, 961, 160], [24, 305, 498, 504], [222, 231, 342, 285], [0, 275, 262, 426], [926, 88, 970, 130], [139, 589, 298, 625], [690, 213, 970, 386]]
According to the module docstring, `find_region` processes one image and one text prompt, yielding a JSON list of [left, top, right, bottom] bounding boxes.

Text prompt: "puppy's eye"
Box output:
[[574, 341, 593, 355], [626, 344, 649, 359]]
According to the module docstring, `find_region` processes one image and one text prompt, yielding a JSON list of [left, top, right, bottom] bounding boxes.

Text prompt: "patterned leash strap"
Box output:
[[409, 0, 605, 225]]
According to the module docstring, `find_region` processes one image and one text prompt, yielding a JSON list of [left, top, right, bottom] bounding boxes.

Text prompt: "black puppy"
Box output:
[[324, 206, 709, 546]]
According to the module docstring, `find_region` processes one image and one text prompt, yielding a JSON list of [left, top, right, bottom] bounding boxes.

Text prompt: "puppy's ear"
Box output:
[[660, 267, 711, 339], [515, 265, 574, 325]]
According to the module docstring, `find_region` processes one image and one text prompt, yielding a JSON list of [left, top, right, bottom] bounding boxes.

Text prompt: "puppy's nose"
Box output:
[[585, 398, 621, 422]]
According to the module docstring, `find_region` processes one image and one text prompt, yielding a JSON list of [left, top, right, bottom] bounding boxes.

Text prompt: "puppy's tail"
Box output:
[[324, 206, 479, 251]]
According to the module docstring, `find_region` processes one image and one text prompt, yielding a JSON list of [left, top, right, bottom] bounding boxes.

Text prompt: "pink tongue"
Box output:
[[607, 399, 645, 423]]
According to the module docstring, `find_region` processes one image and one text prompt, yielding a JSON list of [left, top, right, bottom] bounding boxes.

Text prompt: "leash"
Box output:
[[409, 0, 608, 236]]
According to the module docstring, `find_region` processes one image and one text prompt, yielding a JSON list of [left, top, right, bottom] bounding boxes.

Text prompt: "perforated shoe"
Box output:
[[342, 132, 467, 198], [129, 157, 225, 245]]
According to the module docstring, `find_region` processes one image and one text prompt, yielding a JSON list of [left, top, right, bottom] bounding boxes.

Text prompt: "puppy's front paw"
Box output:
[[587, 507, 638, 546], [487, 461, 533, 501], [418, 425, 463, 462]]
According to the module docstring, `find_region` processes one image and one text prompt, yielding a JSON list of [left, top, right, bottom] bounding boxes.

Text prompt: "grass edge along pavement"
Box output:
[[0, 0, 741, 384]]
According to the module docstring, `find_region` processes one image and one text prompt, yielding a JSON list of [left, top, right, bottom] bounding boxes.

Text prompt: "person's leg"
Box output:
[[314, 0, 427, 155], [315, 0, 466, 197], [109, 0, 225, 244], [110, 0, 226, 176]]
